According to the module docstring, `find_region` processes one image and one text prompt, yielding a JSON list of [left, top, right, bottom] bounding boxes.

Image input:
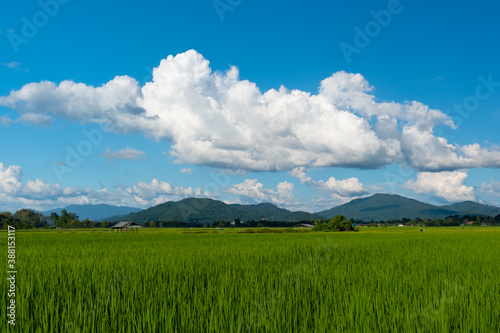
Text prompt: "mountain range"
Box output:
[[318, 194, 500, 221], [41, 194, 500, 224], [42, 204, 141, 221], [114, 197, 320, 224]]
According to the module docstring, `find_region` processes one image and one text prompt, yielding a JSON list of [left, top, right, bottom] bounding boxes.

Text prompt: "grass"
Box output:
[[2, 227, 500, 332]]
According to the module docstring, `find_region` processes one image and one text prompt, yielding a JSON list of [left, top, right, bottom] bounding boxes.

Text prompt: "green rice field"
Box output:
[[2, 227, 500, 332]]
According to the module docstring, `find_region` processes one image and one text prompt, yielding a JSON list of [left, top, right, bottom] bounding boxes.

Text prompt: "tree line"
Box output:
[[0, 209, 111, 229], [145, 219, 315, 228], [351, 214, 500, 227], [2, 208, 500, 230]]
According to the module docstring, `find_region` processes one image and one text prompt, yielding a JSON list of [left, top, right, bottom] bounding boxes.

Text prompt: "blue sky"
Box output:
[[1, 0, 500, 212]]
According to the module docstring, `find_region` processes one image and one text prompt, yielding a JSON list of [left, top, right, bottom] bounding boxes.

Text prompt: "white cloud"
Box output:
[[102, 146, 146, 160], [460, 144, 500, 168], [316, 177, 368, 197], [289, 167, 368, 197], [0, 162, 204, 211], [289, 167, 312, 184], [180, 168, 193, 174], [0, 115, 13, 126], [18, 113, 53, 126], [226, 179, 271, 202], [312, 194, 356, 210], [2, 62, 21, 69], [127, 178, 202, 202], [1, 62, 28, 73], [0, 75, 143, 125], [0, 163, 66, 204], [0, 163, 23, 194], [400, 127, 500, 171], [218, 169, 248, 176], [22, 179, 61, 199], [2, 50, 500, 172], [225, 179, 300, 209], [0, 113, 52, 126], [404, 170, 475, 202], [479, 180, 500, 197]]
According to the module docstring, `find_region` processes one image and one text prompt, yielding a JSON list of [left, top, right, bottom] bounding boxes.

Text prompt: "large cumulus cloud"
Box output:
[[2, 49, 499, 172]]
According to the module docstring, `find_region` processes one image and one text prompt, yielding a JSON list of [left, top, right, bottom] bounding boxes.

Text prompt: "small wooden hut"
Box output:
[[110, 221, 142, 233], [293, 223, 315, 230]]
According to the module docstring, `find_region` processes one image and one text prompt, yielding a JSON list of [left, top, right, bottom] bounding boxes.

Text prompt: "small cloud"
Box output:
[[219, 169, 247, 176], [289, 167, 368, 197], [19, 113, 53, 126], [479, 180, 500, 197], [225, 179, 300, 209], [0, 115, 14, 126], [2, 62, 29, 73], [102, 146, 146, 160], [369, 185, 385, 192], [180, 168, 193, 174], [3, 62, 21, 69]]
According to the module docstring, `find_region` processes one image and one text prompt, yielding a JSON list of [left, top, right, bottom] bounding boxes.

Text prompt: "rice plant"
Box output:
[[1, 227, 499, 332]]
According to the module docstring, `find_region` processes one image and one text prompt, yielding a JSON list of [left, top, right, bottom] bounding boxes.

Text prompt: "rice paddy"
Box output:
[[2, 227, 500, 332]]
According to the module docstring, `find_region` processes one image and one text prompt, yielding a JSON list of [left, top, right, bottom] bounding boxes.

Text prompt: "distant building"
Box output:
[[293, 223, 315, 229], [110, 221, 142, 232]]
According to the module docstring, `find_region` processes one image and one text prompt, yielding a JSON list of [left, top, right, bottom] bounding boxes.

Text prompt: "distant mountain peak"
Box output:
[[318, 193, 500, 221], [115, 198, 320, 224], [39, 193, 500, 224], [41, 204, 141, 221]]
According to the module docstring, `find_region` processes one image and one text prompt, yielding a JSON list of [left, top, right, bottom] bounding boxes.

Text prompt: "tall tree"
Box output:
[[13, 209, 41, 228], [0, 212, 13, 228]]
